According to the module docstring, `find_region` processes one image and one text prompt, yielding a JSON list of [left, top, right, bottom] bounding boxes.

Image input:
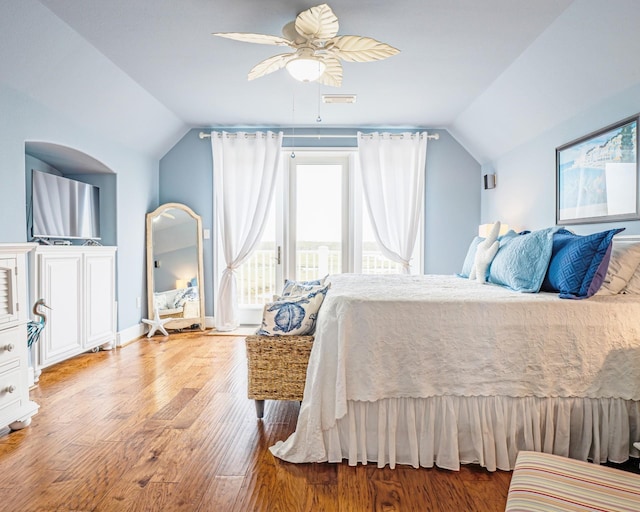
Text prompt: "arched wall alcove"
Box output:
[[24, 141, 117, 247]]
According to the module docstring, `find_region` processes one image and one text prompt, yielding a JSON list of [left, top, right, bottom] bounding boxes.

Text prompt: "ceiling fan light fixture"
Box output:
[[213, 4, 399, 86], [286, 54, 326, 82]]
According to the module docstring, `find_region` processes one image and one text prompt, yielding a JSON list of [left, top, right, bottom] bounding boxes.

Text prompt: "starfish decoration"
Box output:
[[142, 309, 172, 338]]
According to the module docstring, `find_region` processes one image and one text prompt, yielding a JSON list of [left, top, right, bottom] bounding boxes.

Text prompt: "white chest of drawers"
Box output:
[[0, 243, 39, 430]]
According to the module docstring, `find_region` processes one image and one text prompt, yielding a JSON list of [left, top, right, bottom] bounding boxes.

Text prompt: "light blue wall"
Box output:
[[159, 128, 481, 314], [483, 83, 640, 236], [0, 83, 158, 331], [425, 131, 481, 273], [159, 130, 214, 315]]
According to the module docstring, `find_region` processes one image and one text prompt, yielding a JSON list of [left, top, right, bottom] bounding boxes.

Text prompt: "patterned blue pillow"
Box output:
[[257, 284, 330, 336], [173, 286, 199, 308], [541, 228, 624, 299], [459, 236, 482, 278], [281, 276, 327, 296], [488, 227, 559, 292]]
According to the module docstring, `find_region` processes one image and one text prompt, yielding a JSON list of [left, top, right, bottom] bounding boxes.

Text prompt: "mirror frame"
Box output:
[[146, 202, 206, 332]]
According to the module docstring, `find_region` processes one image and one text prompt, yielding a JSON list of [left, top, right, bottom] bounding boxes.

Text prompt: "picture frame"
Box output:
[[556, 115, 639, 225]]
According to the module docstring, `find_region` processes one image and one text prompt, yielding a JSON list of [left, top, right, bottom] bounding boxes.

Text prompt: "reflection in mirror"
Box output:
[[146, 203, 205, 332]]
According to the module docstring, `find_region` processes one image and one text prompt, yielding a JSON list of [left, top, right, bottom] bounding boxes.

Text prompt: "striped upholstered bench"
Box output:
[[506, 451, 640, 511]]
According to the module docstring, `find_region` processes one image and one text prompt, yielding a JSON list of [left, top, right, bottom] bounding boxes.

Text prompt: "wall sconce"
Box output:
[[483, 174, 496, 189]]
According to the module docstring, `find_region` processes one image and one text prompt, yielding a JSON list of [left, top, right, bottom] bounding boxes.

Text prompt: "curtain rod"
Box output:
[[198, 131, 439, 140]]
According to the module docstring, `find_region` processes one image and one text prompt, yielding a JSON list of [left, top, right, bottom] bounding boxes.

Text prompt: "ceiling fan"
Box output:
[[212, 3, 400, 87]]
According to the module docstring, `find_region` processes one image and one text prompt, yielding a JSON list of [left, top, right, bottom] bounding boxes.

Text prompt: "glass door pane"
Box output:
[[293, 163, 343, 280]]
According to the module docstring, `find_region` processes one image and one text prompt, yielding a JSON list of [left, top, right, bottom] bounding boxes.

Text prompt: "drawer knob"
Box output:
[[2, 343, 15, 352], [5, 385, 16, 394]]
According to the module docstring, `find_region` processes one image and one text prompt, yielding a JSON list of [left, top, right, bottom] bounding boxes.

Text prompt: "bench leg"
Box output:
[[255, 400, 265, 419]]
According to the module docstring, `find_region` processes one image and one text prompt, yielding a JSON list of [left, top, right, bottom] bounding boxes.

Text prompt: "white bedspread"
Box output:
[[270, 274, 640, 468]]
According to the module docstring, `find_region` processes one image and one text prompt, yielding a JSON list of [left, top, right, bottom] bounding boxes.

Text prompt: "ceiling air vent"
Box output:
[[322, 94, 357, 104]]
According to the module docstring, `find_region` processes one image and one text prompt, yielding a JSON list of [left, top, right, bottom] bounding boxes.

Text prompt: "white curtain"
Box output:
[[357, 132, 428, 274], [212, 130, 283, 331]]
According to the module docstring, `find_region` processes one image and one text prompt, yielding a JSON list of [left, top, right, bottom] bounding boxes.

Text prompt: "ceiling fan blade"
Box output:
[[248, 53, 295, 81], [328, 35, 400, 62], [317, 57, 343, 87], [212, 32, 292, 46], [295, 4, 339, 41]]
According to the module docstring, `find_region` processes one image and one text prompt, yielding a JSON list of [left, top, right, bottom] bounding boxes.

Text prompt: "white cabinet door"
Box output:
[[84, 252, 115, 349], [38, 253, 83, 368]]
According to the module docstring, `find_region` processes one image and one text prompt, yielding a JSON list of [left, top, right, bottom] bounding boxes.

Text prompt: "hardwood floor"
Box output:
[[0, 332, 512, 511]]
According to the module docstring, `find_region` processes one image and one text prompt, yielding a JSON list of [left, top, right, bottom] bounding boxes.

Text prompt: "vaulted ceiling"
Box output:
[[9, 1, 640, 163]]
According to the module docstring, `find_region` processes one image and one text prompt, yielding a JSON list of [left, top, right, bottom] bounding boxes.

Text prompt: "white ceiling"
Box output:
[[14, 1, 640, 163]]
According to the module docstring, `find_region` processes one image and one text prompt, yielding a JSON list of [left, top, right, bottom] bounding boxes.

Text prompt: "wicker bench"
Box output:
[[245, 335, 314, 418]]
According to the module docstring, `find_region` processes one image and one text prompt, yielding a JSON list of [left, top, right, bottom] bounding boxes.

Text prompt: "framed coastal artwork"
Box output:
[[556, 115, 639, 225]]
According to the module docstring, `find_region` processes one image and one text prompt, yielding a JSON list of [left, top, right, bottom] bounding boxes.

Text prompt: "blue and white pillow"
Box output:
[[257, 284, 330, 336], [281, 276, 328, 296], [173, 286, 199, 308]]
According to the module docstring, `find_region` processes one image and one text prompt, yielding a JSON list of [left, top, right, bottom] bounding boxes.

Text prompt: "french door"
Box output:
[[218, 149, 421, 325]]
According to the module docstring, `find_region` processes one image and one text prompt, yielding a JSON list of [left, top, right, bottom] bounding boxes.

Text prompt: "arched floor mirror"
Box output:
[[146, 203, 205, 332]]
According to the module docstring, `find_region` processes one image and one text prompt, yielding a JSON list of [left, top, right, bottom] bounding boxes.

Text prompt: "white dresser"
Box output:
[[0, 243, 39, 430], [30, 246, 117, 371]]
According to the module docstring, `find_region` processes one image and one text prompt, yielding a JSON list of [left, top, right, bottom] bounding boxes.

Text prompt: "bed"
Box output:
[[269, 232, 640, 472]]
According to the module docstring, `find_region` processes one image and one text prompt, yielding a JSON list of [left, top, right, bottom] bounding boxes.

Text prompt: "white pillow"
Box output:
[[154, 293, 169, 310], [257, 284, 330, 336], [623, 265, 640, 295], [470, 221, 501, 284], [597, 241, 640, 295]]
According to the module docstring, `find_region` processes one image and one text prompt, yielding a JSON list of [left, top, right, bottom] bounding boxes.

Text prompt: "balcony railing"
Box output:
[[238, 246, 401, 305]]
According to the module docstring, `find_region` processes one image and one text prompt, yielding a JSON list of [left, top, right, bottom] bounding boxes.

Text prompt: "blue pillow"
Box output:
[[458, 230, 518, 278], [488, 227, 559, 292], [541, 228, 624, 299], [459, 236, 482, 278]]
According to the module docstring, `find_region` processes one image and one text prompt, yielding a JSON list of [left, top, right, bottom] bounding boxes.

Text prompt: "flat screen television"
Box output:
[[31, 170, 101, 241]]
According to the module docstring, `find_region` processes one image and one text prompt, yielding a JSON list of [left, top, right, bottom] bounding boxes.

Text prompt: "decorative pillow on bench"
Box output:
[[281, 276, 328, 296], [256, 284, 330, 336]]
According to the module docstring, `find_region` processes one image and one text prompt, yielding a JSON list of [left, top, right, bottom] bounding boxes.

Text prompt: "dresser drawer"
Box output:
[[0, 326, 23, 367], [0, 366, 22, 413]]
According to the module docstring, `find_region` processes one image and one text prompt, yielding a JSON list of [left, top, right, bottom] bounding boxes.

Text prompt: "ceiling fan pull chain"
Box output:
[[290, 91, 296, 159], [316, 82, 322, 123]]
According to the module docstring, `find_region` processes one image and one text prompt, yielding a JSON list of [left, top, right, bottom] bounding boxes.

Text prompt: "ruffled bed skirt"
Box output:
[[319, 396, 640, 472]]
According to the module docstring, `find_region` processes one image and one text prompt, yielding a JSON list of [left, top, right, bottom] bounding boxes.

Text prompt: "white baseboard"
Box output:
[[118, 317, 214, 346], [117, 323, 147, 347]]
